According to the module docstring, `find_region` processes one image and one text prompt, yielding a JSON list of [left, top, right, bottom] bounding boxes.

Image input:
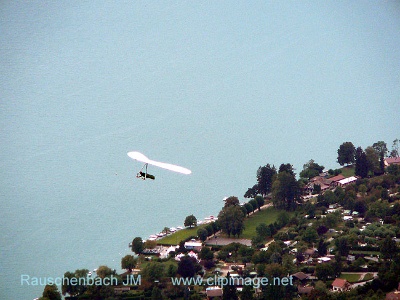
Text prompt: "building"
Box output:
[[184, 240, 203, 251], [384, 157, 400, 167], [206, 287, 223, 299], [337, 176, 358, 187], [332, 278, 351, 292]]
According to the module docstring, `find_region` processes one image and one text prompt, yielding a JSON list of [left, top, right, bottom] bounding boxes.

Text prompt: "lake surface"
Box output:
[[1, 2, 399, 299]]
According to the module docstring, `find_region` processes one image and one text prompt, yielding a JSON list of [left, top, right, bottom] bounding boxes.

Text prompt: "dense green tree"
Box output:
[[317, 238, 328, 256], [355, 146, 369, 178], [42, 284, 62, 300], [300, 159, 325, 179], [335, 236, 349, 256], [278, 163, 295, 176], [315, 263, 334, 281], [257, 164, 277, 197], [372, 141, 388, 157], [256, 223, 271, 240], [218, 205, 245, 237], [244, 203, 253, 216], [141, 261, 165, 281], [223, 273, 238, 300], [380, 236, 398, 260], [151, 286, 162, 300], [131, 237, 144, 254], [255, 195, 264, 211], [337, 142, 356, 166], [249, 199, 257, 212], [302, 227, 318, 244], [199, 247, 214, 260], [224, 196, 240, 207], [277, 211, 290, 228], [184, 214, 197, 228], [271, 171, 300, 211], [245, 164, 277, 198], [240, 284, 254, 300], [96, 265, 115, 279], [197, 228, 208, 242], [121, 255, 136, 272], [177, 256, 197, 278], [365, 146, 380, 174]]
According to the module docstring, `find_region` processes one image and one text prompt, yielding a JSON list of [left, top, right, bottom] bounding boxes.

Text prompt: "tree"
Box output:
[[337, 142, 356, 166], [121, 255, 136, 272], [151, 286, 162, 300], [199, 246, 214, 260], [42, 284, 62, 300], [224, 196, 240, 207], [355, 146, 369, 178], [372, 141, 388, 157], [96, 265, 115, 279], [255, 195, 264, 211], [315, 263, 334, 281], [271, 170, 300, 211], [300, 159, 325, 179], [184, 214, 197, 228], [302, 227, 318, 244], [240, 284, 254, 300], [257, 164, 277, 196], [365, 146, 380, 174], [177, 255, 197, 278], [249, 199, 257, 212], [380, 235, 398, 260], [335, 237, 349, 256], [218, 205, 245, 237], [141, 261, 165, 281], [278, 163, 295, 176], [276, 211, 290, 228], [61, 269, 88, 297], [223, 273, 238, 300], [131, 237, 144, 254], [244, 203, 253, 216], [256, 223, 271, 240], [317, 238, 328, 256], [197, 228, 208, 242], [390, 138, 399, 157]]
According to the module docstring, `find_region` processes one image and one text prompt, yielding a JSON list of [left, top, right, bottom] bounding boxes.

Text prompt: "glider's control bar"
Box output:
[[127, 151, 192, 180]]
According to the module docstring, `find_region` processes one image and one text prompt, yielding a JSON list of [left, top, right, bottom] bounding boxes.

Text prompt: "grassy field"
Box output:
[[363, 273, 374, 281], [349, 250, 381, 256], [157, 224, 207, 245], [339, 273, 361, 283], [240, 206, 290, 239], [340, 166, 355, 178]]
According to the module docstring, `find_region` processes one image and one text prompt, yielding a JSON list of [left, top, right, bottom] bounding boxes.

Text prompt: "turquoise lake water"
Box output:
[[1, 2, 399, 299]]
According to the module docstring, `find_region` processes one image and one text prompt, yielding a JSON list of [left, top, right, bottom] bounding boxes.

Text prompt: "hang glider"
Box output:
[[127, 151, 192, 180]]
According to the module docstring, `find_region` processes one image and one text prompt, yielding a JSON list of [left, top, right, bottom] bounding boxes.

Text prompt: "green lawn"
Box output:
[[363, 273, 374, 281], [339, 273, 361, 283], [157, 224, 207, 245], [340, 166, 355, 178], [349, 250, 381, 256], [240, 207, 290, 239]]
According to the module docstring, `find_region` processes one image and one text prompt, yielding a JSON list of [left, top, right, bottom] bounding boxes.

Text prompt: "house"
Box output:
[[206, 287, 223, 299], [386, 291, 400, 300], [337, 176, 358, 187], [347, 255, 356, 262], [292, 272, 309, 282], [304, 248, 317, 258], [329, 174, 346, 187], [184, 240, 202, 251], [384, 157, 400, 167], [332, 278, 351, 292], [298, 285, 314, 297]]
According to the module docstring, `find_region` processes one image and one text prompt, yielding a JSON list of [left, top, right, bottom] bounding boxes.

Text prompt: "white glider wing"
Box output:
[[127, 151, 192, 175]]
